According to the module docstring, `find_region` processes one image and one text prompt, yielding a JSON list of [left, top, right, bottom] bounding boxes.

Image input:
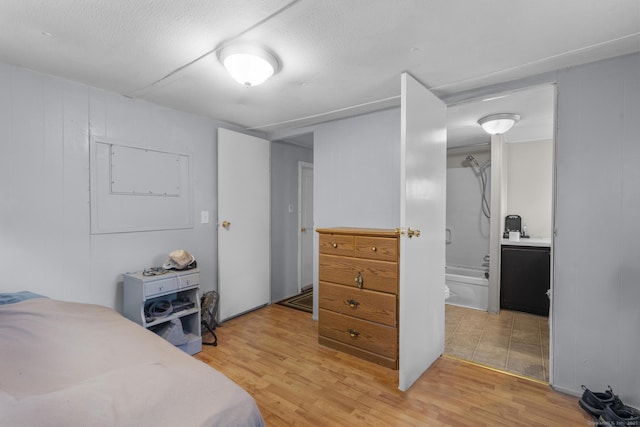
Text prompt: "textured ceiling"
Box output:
[[0, 0, 638, 144]]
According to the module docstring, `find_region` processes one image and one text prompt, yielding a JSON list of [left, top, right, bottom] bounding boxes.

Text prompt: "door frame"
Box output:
[[444, 83, 557, 384]]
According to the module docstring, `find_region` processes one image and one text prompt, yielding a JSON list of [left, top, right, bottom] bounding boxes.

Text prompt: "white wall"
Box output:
[[313, 108, 401, 229], [0, 62, 224, 311], [506, 139, 553, 238], [553, 53, 640, 407], [270, 141, 313, 301]]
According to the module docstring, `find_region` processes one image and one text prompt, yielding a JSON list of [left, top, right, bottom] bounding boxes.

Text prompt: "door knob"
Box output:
[[221, 220, 231, 229], [407, 227, 421, 238]]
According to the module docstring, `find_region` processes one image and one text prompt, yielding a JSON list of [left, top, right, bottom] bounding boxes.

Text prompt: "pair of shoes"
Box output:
[[599, 405, 640, 426], [578, 385, 625, 419], [579, 385, 640, 425]]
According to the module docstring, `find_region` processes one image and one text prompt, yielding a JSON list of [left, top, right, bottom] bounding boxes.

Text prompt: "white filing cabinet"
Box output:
[[123, 269, 202, 355]]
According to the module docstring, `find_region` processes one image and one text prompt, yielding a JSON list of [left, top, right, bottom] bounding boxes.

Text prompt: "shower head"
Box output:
[[466, 155, 480, 168]]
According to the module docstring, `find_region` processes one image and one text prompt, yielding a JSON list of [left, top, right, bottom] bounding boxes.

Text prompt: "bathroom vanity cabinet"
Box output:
[[500, 244, 550, 316]]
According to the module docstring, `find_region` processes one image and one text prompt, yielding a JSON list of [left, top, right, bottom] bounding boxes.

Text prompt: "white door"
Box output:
[[298, 162, 314, 291], [217, 128, 270, 321], [398, 73, 447, 391]]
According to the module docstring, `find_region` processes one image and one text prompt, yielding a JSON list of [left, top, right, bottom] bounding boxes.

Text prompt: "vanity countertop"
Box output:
[[501, 238, 551, 247]]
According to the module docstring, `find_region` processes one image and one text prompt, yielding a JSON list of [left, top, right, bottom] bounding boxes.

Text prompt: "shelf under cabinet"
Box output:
[[144, 307, 200, 328]]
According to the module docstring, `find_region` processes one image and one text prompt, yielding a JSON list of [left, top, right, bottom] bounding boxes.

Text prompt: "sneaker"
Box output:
[[578, 385, 625, 419], [598, 404, 640, 426]]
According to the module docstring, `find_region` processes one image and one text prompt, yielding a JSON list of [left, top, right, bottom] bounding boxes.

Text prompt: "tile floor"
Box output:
[[445, 304, 550, 382]]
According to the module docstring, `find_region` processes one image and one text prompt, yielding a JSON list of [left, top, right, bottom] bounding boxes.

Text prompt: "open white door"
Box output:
[[217, 128, 270, 322], [398, 73, 447, 391]]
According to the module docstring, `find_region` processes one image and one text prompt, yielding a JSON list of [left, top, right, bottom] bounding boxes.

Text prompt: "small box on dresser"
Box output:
[[317, 227, 400, 369], [123, 269, 202, 355]]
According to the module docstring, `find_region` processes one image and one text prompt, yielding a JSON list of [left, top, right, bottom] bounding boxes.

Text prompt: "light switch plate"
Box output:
[[200, 210, 210, 224]]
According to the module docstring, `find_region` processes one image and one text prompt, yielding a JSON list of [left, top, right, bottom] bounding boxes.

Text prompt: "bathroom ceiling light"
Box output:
[[219, 45, 280, 87], [478, 113, 521, 135]]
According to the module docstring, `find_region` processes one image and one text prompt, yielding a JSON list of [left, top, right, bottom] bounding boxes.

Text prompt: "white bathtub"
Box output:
[[445, 266, 488, 311]]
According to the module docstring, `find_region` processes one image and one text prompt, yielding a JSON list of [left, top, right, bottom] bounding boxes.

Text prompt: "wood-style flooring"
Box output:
[[194, 304, 591, 426]]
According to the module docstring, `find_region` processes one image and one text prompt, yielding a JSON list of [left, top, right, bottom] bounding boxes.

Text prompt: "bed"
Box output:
[[0, 292, 265, 426]]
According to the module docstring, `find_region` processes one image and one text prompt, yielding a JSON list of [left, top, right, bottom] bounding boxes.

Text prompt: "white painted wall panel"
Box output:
[[554, 53, 640, 407], [0, 66, 92, 302], [56, 78, 92, 303], [619, 60, 640, 404], [314, 108, 400, 229]]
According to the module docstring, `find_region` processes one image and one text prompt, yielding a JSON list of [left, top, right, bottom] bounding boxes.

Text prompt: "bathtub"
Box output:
[[445, 266, 489, 311]]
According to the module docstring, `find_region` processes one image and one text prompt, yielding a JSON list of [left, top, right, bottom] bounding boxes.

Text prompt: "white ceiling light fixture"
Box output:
[[219, 45, 280, 87], [478, 113, 521, 135]]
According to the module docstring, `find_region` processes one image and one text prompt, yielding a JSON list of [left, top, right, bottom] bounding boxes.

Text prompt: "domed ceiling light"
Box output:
[[478, 113, 521, 135], [219, 45, 280, 87]]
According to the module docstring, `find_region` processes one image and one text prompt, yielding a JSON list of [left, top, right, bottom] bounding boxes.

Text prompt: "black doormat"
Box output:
[[277, 289, 312, 313]]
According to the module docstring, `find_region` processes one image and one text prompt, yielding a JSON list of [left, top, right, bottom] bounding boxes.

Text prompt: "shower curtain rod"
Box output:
[[447, 141, 490, 151]]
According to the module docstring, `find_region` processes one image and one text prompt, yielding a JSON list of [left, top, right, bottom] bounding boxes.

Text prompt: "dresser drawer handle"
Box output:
[[347, 328, 360, 338], [331, 242, 338, 248], [372, 246, 377, 252], [355, 272, 363, 289], [344, 299, 360, 309]]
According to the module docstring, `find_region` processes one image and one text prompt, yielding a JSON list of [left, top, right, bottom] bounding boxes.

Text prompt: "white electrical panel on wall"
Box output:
[[90, 137, 193, 234], [110, 145, 183, 197]]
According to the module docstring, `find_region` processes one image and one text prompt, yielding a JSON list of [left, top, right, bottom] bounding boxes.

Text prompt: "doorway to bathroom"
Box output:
[[443, 84, 555, 383]]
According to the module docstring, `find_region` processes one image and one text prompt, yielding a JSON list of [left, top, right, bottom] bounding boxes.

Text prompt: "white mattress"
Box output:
[[0, 295, 265, 427]]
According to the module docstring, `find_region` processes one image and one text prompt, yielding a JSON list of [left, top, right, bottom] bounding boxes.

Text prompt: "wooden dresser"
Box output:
[[317, 227, 400, 369]]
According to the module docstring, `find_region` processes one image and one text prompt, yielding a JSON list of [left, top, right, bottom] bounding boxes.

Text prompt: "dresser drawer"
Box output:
[[177, 272, 199, 289], [319, 234, 354, 256], [319, 254, 398, 294], [318, 309, 397, 359], [355, 236, 397, 262], [319, 282, 397, 327], [144, 277, 178, 297]]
